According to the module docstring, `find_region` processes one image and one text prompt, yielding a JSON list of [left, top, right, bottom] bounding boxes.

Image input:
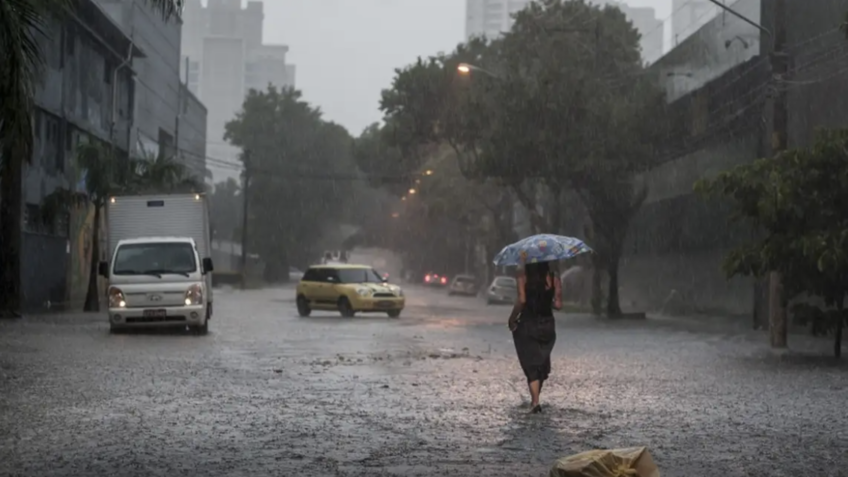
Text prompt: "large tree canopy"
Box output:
[[372, 0, 670, 316], [225, 86, 358, 278]]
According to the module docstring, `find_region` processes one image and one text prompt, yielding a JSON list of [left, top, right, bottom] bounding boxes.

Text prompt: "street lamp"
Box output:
[[456, 62, 499, 78], [408, 188, 417, 195], [391, 212, 400, 218], [424, 169, 433, 175]]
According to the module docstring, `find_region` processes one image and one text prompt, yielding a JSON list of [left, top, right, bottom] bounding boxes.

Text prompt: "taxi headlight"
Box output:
[[356, 288, 371, 297], [108, 287, 126, 308], [185, 284, 203, 305]]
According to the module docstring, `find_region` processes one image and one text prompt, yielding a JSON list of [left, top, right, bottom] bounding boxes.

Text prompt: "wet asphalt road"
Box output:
[[2, 284, 848, 477]]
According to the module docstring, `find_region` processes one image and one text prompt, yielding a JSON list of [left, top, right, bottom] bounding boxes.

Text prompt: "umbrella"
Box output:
[[492, 234, 592, 266]]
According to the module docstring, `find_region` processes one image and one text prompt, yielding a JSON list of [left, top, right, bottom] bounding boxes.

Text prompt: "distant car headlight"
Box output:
[[356, 288, 372, 297], [108, 287, 126, 308], [185, 284, 203, 305]]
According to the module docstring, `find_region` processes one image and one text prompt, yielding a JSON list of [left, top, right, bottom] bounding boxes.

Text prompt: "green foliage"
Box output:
[[224, 86, 359, 276], [209, 178, 242, 243], [374, 0, 669, 315], [697, 128, 848, 356]]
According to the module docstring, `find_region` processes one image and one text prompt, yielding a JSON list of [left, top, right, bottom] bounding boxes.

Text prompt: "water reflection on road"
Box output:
[[1, 284, 847, 476]]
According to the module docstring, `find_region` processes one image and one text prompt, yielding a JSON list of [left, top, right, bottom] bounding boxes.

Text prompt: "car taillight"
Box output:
[[441, 277, 447, 284], [425, 275, 431, 282]]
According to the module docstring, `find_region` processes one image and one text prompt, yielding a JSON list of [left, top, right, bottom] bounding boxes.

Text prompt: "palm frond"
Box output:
[[0, 0, 57, 166], [40, 187, 88, 223]]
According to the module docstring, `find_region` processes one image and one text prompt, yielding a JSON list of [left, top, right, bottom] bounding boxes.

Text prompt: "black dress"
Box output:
[[512, 276, 557, 383]]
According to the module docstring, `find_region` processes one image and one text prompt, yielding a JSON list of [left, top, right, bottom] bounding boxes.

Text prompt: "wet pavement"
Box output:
[[2, 284, 848, 476]]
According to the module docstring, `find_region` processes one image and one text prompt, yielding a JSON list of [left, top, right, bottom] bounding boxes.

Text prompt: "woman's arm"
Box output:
[[508, 273, 526, 330], [553, 273, 563, 310]]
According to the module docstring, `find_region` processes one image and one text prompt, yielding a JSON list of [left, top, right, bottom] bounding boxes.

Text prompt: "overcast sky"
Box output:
[[262, 0, 673, 138]]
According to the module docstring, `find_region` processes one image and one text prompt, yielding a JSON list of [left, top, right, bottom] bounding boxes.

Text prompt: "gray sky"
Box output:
[[262, 0, 672, 137]]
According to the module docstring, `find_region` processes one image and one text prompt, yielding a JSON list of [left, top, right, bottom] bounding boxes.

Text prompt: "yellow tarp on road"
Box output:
[[550, 447, 659, 477]]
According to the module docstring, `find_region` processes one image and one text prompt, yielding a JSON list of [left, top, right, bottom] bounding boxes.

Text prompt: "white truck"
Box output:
[[98, 193, 214, 334]]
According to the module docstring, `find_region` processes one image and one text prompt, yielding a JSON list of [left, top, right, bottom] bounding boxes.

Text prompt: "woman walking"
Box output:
[[508, 253, 562, 414]]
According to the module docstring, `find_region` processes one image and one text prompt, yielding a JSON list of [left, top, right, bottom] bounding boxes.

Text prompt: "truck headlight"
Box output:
[[185, 284, 203, 305], [356, 288, 371, 297], [108, 287, 126, 308]]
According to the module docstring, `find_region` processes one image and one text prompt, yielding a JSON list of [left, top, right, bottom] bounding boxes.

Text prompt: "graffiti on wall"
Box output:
[[67, 203, 106, 308]]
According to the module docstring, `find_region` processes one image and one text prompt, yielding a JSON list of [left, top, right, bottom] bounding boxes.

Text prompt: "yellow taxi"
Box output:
[[296, 264, 405, 318]]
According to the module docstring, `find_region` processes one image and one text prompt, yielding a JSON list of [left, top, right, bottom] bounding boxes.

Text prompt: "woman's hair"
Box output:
[[524, 261, 550, 284]]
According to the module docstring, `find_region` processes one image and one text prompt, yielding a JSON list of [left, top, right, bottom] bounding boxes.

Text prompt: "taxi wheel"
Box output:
[[296, 295, 311, 317], [387, 310, 401, 318], [338, 297, 355, 317]]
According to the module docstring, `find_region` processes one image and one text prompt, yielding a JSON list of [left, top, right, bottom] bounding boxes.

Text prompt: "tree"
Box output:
[[40, 143, 200, 312], [0, 0, 184, 315], [224, 86, 358, 279], [376, 0, 669, 316], [209, 178, 242, 243], [696, 128, 848, 358]]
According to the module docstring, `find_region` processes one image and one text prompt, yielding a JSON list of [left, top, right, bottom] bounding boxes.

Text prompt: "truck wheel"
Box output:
[[192, 319, 208, 335], [296, 296, 311, 317], [338, 297, 355, 317], [387, 310, 401, 318]]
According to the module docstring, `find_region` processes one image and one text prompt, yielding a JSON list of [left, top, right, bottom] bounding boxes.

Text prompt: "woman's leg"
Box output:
[[528, 379, 541, 406]]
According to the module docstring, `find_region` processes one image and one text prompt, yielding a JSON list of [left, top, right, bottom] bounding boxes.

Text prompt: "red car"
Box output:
[[423, 272, 449, 287]]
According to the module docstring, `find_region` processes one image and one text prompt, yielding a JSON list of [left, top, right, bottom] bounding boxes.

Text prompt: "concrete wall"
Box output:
[[654, 0, 762, 102], [99, 0, 183, 157], [783, 0, 848, 148], [616, 0, 848, 318], [178, 85, 208, 182], [19, 0, 136, 310]]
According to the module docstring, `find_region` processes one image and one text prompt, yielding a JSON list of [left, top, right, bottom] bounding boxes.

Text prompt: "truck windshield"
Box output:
[[113, 242, 197, 276]]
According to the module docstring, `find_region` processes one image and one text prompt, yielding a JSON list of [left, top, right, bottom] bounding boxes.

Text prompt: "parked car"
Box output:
[[423, 272, 448, 287], [448, 274, 478, 296], [289, 267, 304, 282], [486, 276, 517, 305], [296, 264, 405, 318]]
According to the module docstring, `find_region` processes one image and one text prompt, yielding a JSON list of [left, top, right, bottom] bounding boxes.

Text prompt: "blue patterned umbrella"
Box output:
[[492, 234, 592, 266]]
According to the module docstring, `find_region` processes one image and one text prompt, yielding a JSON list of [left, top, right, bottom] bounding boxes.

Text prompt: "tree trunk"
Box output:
[[590, 253, 603, 315], [768, 271, 787, 348], [605, 231, 626, 317], [606, 253, 622, 317], [84, 205, 102, 312], [0, 149, 23, 316], [835, 300, 844, 358]]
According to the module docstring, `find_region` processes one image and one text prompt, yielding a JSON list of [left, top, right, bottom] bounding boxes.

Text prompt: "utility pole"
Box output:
[[705, 0, 787, 348], [767, 0, 788, 348], [240, 149, 251, 290]]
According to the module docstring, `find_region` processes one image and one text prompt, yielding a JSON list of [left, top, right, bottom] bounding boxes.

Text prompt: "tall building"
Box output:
[[181, 0, 296, 181], [671, 0, 717, 46], [465, 0, 662, 63], [465, 0, 531, 40]]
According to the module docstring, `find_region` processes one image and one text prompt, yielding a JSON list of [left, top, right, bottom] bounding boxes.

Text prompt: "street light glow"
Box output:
[[391, 212, 400, 218], [457, 64, 471, 74], [408, 188, 416, 194], [425, 169, 433, 175]]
